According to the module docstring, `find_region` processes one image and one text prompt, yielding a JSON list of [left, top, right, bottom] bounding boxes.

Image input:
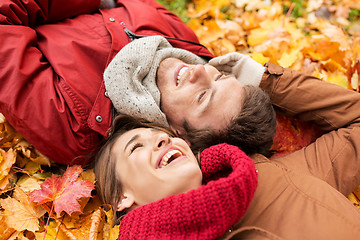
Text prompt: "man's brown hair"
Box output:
[[184, 85, 276, 156]]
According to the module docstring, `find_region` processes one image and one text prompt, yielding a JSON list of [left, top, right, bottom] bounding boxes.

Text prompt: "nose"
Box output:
[[153, 133, 171, 150], [188, 64, 208, 84]]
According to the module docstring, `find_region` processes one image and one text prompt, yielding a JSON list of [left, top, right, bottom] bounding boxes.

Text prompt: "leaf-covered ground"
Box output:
[[1, 0, 360, 239]]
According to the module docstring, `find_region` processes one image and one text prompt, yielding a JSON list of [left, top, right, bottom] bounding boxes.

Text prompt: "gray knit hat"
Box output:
[[103, 36, 206, 127]]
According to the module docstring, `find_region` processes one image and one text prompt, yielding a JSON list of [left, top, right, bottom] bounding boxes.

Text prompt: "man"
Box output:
[[0, 0, 212, 165], [0, 0, 275, 165]]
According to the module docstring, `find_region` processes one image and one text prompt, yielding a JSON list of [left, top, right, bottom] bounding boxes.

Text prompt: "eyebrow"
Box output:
[[124, 134, 139, 151]]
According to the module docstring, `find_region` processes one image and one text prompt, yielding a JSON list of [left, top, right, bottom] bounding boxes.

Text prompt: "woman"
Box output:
[[94, 114, 259, 240]]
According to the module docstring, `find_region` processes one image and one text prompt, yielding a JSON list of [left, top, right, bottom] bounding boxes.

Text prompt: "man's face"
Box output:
[[157, 57, 244, 136]]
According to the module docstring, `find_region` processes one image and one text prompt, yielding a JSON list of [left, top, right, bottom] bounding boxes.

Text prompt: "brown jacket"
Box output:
[[223, 63, 360, 239]]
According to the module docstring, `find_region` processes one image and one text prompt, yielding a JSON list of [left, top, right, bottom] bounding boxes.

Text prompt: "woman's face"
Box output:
[[112, 127, 202, 209]]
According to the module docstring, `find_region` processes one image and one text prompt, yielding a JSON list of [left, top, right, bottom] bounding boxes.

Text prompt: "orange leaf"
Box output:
[[29, 165, 94, 217], [0, 187, 46, 232], [271, 114, 323, 157]]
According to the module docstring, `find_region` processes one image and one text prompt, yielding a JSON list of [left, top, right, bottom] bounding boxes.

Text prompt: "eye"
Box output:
[[198, 90, 206, 102], [130, 143, 143, 153], [215, 74, 223, 81]]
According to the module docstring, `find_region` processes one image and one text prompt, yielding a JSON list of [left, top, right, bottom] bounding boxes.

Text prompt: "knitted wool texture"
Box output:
[[103, 36, 206, 127], [208, 52, 265, 87], [118, 143, 258, 240]]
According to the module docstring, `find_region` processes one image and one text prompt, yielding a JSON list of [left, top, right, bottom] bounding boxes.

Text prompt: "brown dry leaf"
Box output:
[[0, 187, 46, 232], [0, 120, 23, 148], [14, 140, 51, 166]]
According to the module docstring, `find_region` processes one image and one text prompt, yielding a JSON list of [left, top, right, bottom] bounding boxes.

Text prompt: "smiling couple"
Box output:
[[95, 35, 360, 239]]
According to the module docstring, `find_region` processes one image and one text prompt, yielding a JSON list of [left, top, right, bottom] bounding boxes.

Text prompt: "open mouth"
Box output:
[[176, 66, 189, 86], [158, 149, 183, 168]]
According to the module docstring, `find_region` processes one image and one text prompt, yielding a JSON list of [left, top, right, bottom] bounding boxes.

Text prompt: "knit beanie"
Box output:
[[103, 36, 207, 127]]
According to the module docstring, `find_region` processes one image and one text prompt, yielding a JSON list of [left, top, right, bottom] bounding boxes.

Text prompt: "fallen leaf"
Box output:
[[0, 148, 16, 191], [89, 208, 102, 240], [278, 49, 299, 68], [102, 207, 120, 240], [17, 174, 43, 194], [29, 165, 95, 217], [271, 114, 323, 157], [251, 52, 270, 65], [0, 215, 16, 240], [0, 187, 46, 232]]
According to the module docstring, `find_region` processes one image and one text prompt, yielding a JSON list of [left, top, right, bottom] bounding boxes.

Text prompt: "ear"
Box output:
[[171, 126, 191, 146], [117, 193, 135, 212]]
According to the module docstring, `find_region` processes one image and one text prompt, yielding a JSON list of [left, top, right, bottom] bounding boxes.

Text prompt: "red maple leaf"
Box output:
[[270, 114, 324, 158], [29, 165, 94, 216]]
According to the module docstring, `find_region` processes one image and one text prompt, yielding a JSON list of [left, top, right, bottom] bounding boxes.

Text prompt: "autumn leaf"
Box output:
[[0, 148, 16, 192], [102, 206, 120, 240], [0, 215, 16, 240], [29, 165, 95, 217], [270, 114, 324, 157], [0, 187, 46, 232]]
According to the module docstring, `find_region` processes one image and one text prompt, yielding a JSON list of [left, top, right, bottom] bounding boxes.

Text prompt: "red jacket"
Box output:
[[0, 0, 213, 165]]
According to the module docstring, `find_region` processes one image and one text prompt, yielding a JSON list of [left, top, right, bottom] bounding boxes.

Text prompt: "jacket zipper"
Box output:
[[120, 22, 207, 49]]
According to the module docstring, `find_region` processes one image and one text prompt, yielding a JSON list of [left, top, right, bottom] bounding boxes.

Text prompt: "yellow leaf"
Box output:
[[79, 169, 96, 184], [251, 52, 270, 65], [0, 187, 46, 232], [248, 28, 271, 46], [326, 73, 348, 89], [34, 221, 69, 240], [352, 185, 360, 200], [60, 211, 96, 240], [278, 49, 299, 68], [17, 174, 42, 194], [348, 192, 360, 210], [102, 207, 120, 240]]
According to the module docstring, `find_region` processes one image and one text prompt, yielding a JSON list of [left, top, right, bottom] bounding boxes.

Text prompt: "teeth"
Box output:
[[177, 67, 188, 85], [159, 150, 182, 168]]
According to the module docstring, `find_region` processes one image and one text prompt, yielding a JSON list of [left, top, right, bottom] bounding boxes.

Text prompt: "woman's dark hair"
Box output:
[[94, 114, 174, 226], [184, 85, 276, 157]]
